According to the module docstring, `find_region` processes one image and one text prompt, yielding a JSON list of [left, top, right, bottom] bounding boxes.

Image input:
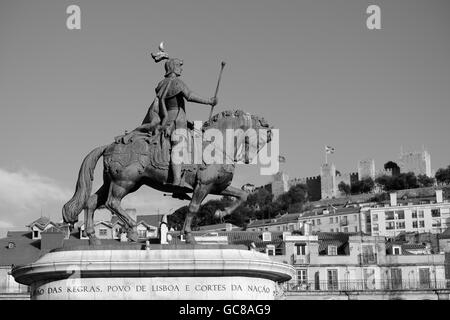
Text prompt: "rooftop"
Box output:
[[0, 231, 42, 267]]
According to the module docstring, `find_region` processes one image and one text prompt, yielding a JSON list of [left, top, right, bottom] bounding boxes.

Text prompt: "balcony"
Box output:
[[292, 254, 310, 265], [284, 280, 450, 292], [358, 253, 377, 265]]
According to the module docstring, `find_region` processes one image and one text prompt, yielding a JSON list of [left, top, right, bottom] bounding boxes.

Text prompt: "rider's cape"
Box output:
[[142, 77, 188, 125]]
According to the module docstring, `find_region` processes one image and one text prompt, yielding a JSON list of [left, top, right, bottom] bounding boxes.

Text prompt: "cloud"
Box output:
[[0, 167, 224, 230], [0, 168, 72, 227], [0, 220, 13, 228]]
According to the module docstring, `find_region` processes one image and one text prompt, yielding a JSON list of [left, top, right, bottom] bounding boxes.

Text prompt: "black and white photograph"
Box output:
[[1, 0, 450, 310]]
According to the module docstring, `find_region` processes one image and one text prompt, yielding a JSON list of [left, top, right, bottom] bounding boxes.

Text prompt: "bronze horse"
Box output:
[[62, 110, 272, 244]]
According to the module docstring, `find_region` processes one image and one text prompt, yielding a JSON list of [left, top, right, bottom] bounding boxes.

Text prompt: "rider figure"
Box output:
[[154, 53, 217, 187], [117, 44, 216, 188]]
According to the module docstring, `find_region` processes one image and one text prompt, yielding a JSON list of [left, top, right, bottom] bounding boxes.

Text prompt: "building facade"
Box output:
[[369, 191, 450, 237]]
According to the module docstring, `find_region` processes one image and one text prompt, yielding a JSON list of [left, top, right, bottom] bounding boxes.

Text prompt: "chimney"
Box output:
[[436, 190, 443, 203], [390, 193, 397, 206]]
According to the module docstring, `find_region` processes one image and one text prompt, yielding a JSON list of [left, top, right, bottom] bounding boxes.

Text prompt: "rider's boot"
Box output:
[[164, 162, 186, 188], [171, 163, 185, 187]]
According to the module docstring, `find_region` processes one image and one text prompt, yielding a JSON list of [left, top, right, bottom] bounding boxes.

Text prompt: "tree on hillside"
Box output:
[[417, 174, 435, 188], [375, 172, 419, 191], [338, 181, 351, 196], [246, 187, 273, 210], [276, 184, 309, 213], [351, 178, 375, 194], [436, 166, 450, 185]]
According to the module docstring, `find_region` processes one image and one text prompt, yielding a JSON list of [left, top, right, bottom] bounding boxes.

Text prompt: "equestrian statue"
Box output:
[[62, 43, 272, 244]]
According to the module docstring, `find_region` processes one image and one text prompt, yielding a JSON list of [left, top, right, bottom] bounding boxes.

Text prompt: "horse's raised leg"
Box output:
[[105, 181, 139, 242], [84, 183, 109, 246], [182, 183, 211, 244], [214, 186, 249, 220]]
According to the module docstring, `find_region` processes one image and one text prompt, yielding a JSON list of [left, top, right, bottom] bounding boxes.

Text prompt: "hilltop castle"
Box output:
[[259, 148, 432, 201]]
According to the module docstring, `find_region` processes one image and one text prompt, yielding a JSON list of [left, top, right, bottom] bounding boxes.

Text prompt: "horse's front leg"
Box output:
[[182, 183, 211, 244], [214, 186, 249, 220]]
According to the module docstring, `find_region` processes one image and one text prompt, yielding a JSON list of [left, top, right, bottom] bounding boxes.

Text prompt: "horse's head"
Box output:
[[203, 110, 273, 164]]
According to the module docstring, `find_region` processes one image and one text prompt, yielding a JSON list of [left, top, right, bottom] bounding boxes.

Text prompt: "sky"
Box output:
[[0, 0, 449, 235]]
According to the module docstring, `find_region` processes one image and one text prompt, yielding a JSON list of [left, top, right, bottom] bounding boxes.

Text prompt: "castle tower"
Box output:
[[358, 159, 376, 180], [320, 163, 337, 199], [271, 171, 290, 199], [399, 149, 431, 177]]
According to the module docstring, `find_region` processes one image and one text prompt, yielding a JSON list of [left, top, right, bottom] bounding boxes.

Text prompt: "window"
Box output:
[[354, 215, 358, 221], [297, 269, 308, 284], [432, 219, 441, 228], [277, 226, 281, 231], [335, 217, 339, 223], [418, 210, 424, 218], [314, 272, 320, 290], [396, 210, 405, 219], [33, 230, 39, 238], [363, 268, 376, 290], [329, 217, 334, 223], [393, 246, 401, 255], [327, 269, 338, 290], [296, 244, 306, 255], [385, 211, 395, 220], [311, 220, 315, 226], [264, 227, 269, 231], [288, 225, 294, 231], [386, 222, 395, 230], [413, 221, 418, 228], [262, 232, 272, 242], [419, 221, 425, 228], [330, 228, 334, 232], [432, 209, 441, 217], [99, 229, 107, 236], [343, 227, 348, 233], [411, 209, 417, 219], [372, 214, 378, 222], [328, 245, 337, 256], [419, 268, 431, 289], [391, 268, 402, 290], [354, 226, 358, 232], [396, 221, 405, 229], [266, 245, 275, 256], [137, 229, 147, 238], [373, 224, 379, 232], [317, 219, 321, 225]]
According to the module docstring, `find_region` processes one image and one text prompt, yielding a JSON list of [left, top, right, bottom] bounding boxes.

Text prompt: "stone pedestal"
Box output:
[[12, 245, 295, 300]]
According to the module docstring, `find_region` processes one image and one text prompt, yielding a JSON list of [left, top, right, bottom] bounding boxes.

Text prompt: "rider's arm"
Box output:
[[182, 86, 213, 105]]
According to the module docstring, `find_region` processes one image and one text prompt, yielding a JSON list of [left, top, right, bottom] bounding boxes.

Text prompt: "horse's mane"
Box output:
[[202, 109, 270, 129]]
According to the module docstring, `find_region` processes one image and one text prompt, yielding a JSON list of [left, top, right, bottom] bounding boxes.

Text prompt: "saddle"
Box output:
[[108, 125, 199, 189]]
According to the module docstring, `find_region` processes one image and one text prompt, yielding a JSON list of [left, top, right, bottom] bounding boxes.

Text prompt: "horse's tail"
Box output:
[[62, 145, 107, 226]]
